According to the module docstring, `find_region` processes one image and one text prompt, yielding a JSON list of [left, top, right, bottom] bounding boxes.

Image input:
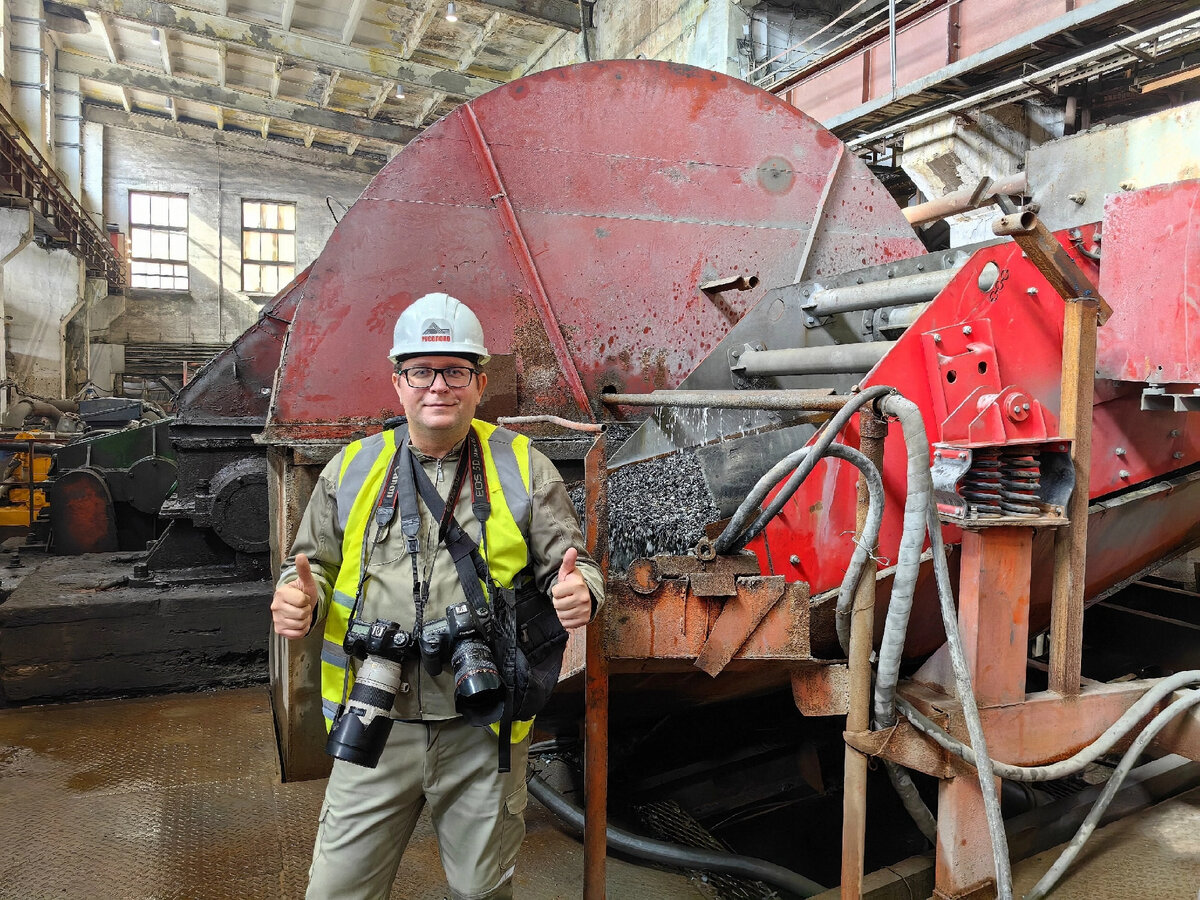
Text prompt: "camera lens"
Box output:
[[449, 637, 504, 725], [326, 655, 404, 768]]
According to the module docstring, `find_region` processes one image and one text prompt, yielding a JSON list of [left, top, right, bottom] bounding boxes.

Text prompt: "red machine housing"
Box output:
[[261, 60, 923, 445]]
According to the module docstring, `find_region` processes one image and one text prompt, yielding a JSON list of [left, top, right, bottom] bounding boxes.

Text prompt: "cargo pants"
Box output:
[[306, 718, 530, 900]]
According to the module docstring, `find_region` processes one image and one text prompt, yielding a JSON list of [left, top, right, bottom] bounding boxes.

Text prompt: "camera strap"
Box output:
[[396, 430, 518, 771], [405, 442, 493, 627]]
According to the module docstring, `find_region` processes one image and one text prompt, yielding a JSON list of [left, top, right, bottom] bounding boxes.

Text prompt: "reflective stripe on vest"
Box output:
[[320, 420, 535, 743]]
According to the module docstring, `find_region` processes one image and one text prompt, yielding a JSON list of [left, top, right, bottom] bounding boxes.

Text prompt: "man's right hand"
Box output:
[[272, 553, 319, 639]]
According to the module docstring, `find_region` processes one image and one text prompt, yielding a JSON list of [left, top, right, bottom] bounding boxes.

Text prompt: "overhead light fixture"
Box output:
[[150, 27, 161, 45], [395, 84, 406, 99], [445, 2, 457, 23]]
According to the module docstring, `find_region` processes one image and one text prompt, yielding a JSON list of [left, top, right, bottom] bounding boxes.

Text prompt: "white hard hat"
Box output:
[[389, 293, 490, 364]]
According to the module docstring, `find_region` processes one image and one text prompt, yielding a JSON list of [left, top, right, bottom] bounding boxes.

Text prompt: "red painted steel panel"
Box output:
[[867, 9, 952, 98], [778, 0, 1083, 122], [264, 60, 923, 444], [956, 0, 1068, 59], [747, 217, 1200, 656], [1096, 179, 1200, 384], [783, 56, 866, 122]]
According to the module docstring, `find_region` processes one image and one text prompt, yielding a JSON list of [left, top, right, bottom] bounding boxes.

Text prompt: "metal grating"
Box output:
[[0, 687, 708, 899]]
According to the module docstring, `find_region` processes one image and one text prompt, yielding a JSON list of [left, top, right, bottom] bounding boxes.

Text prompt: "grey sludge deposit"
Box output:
[[569, 448, 719, 572]]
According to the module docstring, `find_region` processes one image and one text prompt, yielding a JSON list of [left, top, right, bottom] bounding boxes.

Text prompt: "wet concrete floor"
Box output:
[[0, 687, 709, 899]]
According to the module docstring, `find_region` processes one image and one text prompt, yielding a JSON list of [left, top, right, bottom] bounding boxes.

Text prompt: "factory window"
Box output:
[[242, 200, 296, 295], [129, 191, 189, 290]]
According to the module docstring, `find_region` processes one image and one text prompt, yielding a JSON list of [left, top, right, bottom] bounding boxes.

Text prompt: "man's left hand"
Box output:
[[551, 547, 591, 630]]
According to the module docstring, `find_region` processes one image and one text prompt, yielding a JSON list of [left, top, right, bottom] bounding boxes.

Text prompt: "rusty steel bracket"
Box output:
[[626, 551, 761, 595], [992, 210, 1113, 324], [843, 722, 963, 779], [694, 575, 785, 677]]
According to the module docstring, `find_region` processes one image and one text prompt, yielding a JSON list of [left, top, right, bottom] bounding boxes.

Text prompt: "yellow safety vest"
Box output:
[[320, 419, 536, 743]]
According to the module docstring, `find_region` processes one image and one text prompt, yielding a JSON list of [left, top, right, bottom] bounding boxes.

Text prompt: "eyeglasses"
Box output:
[[397, 365, 479, 389]]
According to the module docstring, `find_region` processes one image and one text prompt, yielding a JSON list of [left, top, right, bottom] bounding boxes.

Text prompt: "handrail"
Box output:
[[0, 101, 124, 290]]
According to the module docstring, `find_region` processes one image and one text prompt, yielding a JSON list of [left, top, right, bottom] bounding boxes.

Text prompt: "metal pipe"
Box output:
[[904, 172, 1027, 226], [888, 0, 897, 98], [841, 411, 887, 899], [0, 440, 63, 454], [601, 388, 849, 411], [805, 268, 958, 316], [735, 342, 896, 378], [582, 431, 610, 900], [700, 274, 759, 293], [498, 415, 605, 433]]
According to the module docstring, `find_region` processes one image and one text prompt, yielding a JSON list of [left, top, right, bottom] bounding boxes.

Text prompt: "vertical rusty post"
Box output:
[[583, 429, 610, 899], [934, 527, 1033, 897], [1049, 297, 1099, 696], [991, 212, 1106, 699], [841, 410, 887, 898]]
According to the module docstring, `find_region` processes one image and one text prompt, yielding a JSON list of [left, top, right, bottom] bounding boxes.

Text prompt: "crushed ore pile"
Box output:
[[569, 448, 720, 572]]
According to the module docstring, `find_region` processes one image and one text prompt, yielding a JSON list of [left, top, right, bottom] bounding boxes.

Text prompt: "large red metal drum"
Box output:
[[263, 60, 924, 444]]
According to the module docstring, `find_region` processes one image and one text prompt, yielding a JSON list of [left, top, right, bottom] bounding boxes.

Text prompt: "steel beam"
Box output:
[[59, 52, 419, 143], [84, 103, 385, 174], [50, 0, 501, 98]]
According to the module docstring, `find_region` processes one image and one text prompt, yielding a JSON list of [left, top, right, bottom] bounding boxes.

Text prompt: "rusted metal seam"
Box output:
[[461, 105, 593, 417], [792, 142, 844, 284]]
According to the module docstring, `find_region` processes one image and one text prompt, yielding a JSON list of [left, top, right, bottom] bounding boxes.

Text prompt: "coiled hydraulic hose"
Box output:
[[866, 394, 1012, 897], [527, 773, 827, 898], [713, 384, 894, 554]]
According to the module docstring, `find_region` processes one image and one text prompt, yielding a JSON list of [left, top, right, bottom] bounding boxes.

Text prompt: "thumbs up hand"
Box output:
[[272, 553, 320, 640], [551, 547, 591, 631]]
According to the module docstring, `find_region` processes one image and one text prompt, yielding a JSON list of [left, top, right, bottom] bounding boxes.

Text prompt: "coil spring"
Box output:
[[961, 448, 1042, 517], [1000, 451, 1041, 516], [960, 448, 1004, 515]]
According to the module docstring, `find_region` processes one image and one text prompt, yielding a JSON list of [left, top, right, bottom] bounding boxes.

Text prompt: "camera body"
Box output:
[[327, 605, 505, 768], [326, 617, 416, 768], [419, 601, 505, 725], [343, 616, 415, 663]]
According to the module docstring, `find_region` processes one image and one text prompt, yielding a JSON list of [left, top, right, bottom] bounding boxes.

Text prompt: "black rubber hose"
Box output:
[[527, 774, 827, 898]]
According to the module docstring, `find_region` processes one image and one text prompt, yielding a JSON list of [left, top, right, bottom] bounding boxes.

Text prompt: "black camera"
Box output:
[[419, 601, 505, 725], [325, 618, 416, 768]]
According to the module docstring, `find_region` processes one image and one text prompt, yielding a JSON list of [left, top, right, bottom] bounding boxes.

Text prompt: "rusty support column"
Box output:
[[934, 527, 1032, 898], [583, 430, 610, 900], [841, 410, 887, 898], [1049, 297, 1099, 696]]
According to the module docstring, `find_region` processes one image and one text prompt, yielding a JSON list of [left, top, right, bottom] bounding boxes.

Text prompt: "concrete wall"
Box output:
[[532, 0, 749, 77], [99, 127, 372, 345], [3, 240, 85, 398]]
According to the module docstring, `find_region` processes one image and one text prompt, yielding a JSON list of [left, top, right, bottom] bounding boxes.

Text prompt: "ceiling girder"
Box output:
[[85, 102, 384, 174], [50, 0, 502, 98], [57, 50, 419, 143], [341, 0, 368, 45]]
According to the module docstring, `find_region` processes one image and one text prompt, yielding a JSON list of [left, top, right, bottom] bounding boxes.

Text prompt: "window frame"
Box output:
[[128, 190, 190, 292], [240, 198, 298, 296]]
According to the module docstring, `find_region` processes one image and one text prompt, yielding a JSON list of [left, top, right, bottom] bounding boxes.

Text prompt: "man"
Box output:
[[271, 292, 604, 899]]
